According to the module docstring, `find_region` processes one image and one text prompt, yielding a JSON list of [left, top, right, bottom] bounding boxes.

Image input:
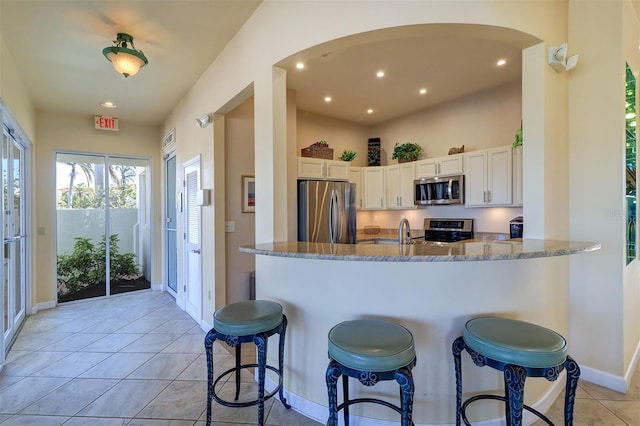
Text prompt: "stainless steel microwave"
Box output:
[[414, 175, 464, 205]]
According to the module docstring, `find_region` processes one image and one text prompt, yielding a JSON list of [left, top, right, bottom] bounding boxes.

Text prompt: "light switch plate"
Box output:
[[225, 221, 235, 232]]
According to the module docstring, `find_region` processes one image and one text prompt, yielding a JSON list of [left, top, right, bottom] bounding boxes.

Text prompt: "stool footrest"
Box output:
[[461, 394, 553, 426], [211, 364, 285, 408]]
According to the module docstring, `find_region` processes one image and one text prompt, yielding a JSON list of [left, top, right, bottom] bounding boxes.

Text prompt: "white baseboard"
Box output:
[[151, 283, 163, 291], [580, 341, 640, 394], [31, 300, 56, 314], [201, 319, 212, 333], [264, 375, 566, 426]]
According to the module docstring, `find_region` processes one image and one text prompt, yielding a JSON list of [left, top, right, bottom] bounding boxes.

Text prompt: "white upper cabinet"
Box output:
[[415, 154, 463, 178], [385, 163, 416, 209], [464, 146, 512, 207], [297, 157, 350, 181], [349, 166, 363, 210], [362, 167, 385, 210]]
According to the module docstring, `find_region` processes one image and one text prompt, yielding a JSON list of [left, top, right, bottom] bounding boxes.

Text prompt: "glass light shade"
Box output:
[[105, 51, 145, 77]]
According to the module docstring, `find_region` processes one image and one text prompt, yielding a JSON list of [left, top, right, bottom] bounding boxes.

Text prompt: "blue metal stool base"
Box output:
[[204, 315, 291, 426], [452, 336, 580, 426], [326, 357, 416, 426]]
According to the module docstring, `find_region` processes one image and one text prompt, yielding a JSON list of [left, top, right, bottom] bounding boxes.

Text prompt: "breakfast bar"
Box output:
[[240, 239, 599, 425]]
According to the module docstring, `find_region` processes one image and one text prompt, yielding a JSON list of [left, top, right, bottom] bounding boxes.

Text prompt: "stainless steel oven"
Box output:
[[423, 218, 474, 242], [414, 174, 464, 206]]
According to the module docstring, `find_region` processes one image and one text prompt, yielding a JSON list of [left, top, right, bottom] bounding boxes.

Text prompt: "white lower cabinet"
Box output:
[[385, 163, 416, 209], [362, 167, 385, 209], [464, 146, 512, 207]]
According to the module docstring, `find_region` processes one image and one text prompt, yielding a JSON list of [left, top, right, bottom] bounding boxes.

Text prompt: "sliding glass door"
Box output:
[[3, 127, 27, 353], [56, 153, 151, 303]]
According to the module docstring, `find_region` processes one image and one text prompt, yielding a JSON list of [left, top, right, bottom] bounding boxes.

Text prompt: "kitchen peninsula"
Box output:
[[241, 239, 600, 425]]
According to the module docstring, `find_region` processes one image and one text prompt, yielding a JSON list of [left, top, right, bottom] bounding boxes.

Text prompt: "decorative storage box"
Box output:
[[301, 146, 334, 159]]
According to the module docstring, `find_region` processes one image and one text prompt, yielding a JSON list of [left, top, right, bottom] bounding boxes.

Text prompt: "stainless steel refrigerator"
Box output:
[[298, 180, 356, 244]]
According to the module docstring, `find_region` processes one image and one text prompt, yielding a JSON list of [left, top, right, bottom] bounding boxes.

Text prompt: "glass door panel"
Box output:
[[56, 153, 106, 302], [165, 155, 177, 295], [107, 157, 151, 296]]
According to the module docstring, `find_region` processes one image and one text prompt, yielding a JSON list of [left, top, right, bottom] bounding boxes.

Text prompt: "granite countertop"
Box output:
[[239, 239, 601, 262]]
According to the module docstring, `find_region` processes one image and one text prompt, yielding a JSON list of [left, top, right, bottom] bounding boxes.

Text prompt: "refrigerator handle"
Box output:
[[329, 189, 339, 244]]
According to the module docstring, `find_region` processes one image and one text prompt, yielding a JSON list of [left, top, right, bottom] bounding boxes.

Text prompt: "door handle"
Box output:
[[191, 249, 201, 254]]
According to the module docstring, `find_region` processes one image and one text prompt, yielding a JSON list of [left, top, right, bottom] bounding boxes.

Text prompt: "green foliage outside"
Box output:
[[58, 184, 137, 209], [57, 234, 139, 299]]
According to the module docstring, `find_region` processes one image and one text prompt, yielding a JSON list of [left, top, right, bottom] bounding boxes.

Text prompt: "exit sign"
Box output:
[[94, 116, 119, 132]]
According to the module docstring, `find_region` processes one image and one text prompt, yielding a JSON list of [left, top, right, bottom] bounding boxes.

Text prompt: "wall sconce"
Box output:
[[196, 114, 212, 128], [548, 43, 579, 73]]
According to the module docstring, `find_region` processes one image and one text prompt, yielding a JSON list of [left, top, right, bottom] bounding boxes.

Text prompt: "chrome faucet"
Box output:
[[398, 218, 411, 245]]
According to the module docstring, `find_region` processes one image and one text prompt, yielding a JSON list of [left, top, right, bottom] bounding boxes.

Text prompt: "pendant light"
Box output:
[[103, 33, 148, 78]]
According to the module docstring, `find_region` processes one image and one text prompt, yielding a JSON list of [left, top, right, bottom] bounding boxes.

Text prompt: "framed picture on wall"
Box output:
[[242, 175, 255, 213]]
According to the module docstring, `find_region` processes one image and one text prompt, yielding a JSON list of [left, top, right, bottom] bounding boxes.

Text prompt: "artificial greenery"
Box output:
[[340, 149, 357, 162], [513, 127, 523, 148], [57, 234, 139, 298], [391, 143, 422, 162]]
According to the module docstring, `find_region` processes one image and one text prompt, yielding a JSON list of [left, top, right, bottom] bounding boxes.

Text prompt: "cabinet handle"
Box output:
[[483, 191, 487, 203], [488, 191, 491, 203], [399, 196, 402, 206], [437, 163, 440, 174], [326, 165, 330, 177], [381, 197, 383, 207]]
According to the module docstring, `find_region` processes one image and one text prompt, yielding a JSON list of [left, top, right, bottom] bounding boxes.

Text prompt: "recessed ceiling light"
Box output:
[[296, 62, 305, 70], [376, 71, 385, 78], [101, 101, 117, 108], [419, 88, 427, 95], [367, 108, 374, 114], [324, 96, 332, 103], [496, 59, 507, 67]]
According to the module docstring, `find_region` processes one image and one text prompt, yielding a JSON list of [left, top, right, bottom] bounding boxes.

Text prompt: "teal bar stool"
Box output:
[[204, 300, 290, 426], [452, 317, 580, 426], [326, 319, 416, 426]]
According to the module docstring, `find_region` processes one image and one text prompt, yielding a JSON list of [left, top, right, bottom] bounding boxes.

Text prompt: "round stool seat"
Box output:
[[463, 317, 567, 368], [328, 319, 415, 372], [214, 300, 283, 336]]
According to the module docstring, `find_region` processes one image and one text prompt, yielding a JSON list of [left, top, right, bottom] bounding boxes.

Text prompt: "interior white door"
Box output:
[[183, 159, 202, 322]]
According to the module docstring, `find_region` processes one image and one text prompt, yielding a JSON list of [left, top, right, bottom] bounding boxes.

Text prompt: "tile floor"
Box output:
[[0, 289, 638, 425]]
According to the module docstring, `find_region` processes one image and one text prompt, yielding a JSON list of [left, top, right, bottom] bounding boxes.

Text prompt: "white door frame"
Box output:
[[183, 155, 202, 323], [163, 151, 178, 299]]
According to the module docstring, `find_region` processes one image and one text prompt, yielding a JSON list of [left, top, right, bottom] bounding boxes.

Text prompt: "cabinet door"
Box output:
[[326, 160, 350, 181], [398, 163, 416, 208], [297, 157, 325, 179], [349, 167, 362, 209], [487, 147, 512, 205], [439, 154, 463, 176], [415, 159, 438, 178], [385, 165, 401, 208], [512, 146, 523, 206], [362, 167, 385, 209], [464, 151, 487, 206]]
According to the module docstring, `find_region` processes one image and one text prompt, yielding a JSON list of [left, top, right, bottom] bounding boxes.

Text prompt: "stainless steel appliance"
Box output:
[[298, 180, 356, 244], [510, 216, 523, 238], [414, 174, 464, 206], [423, 218, 474, 242]]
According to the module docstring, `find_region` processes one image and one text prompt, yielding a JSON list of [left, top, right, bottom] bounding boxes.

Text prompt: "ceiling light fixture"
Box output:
[[101, 101, 117, 108], [376, 71, 385, 78], [496, 59, 507, 67], [103, 33, 149, 78], [296, 62, 305, 70], [419, 88, 427, 95], [367, 108, 374, 114], [324, 96, 332, 103]]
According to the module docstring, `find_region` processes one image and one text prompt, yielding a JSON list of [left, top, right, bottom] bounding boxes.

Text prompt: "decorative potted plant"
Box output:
[[340, 149, 357, 162], [391, 143, 422, 162]]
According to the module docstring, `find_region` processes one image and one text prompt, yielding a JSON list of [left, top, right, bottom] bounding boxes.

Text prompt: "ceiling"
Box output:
[[2, 2, 539, 128], [0, 0, 261, 125]]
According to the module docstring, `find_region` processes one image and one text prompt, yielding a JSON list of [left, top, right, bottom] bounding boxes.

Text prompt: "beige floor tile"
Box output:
[[78, 352, 155, 379], [61, 417, 129, 425], [78, 332, 145, 352], [77, 379, 170, 418], [0, 376, 71, 413], [266, 400, 324, 426], [127, 352, 199, 380], [581, 379, 640, 401], [532, 396, 627, 425], [42, 332, 109, 351], [31, 352, 112, 378], [128, 420, 195, 426], [0, 414, 69, 425], [0, 376, 23, 392], [150, 319, 197, 334], [11, 332, 73, 351], [205, 381, 275, 424], [176, 353, 209, 381], [0, 351, 71, 376], [119, 333, 182, 353], [19, 378, 119, 416], [136, 380, 207, 420], [161, 333, 206, 353], [116, 318, 169, 334], [600, 399, 640, 425]]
